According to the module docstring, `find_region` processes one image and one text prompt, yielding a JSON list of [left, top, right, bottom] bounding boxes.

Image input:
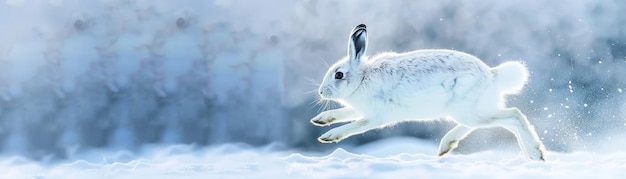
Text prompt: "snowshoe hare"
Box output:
[[311, 24, 546, 161]]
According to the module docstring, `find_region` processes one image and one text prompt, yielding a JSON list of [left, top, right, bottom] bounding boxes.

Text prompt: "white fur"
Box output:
[[492, 61, 529, 94], [311, 24, 546, 161]]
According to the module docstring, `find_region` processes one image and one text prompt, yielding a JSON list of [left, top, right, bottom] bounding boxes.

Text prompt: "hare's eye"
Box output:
[[334, 72, 344, 79]]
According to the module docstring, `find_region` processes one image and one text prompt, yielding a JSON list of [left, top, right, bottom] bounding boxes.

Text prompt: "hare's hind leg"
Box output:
[[437, 125, 474, 157], [318, 118, 384, 143], [488, 108, 546, 161], [311, 107, 360, 126]]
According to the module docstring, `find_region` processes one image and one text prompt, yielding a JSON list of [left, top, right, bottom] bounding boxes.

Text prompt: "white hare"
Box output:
[[311, 24, 546, 161]]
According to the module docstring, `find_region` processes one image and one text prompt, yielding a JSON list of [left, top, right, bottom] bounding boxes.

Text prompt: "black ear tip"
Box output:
[[356, 24, 366, 29]]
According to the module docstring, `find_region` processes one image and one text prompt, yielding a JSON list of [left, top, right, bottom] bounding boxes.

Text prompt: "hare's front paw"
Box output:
[[317, 120, 372, 143], [310, 112, 335, 126], [317, 129, 344, 143]]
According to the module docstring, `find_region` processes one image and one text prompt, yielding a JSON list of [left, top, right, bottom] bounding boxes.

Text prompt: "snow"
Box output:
[[0, 0, 625, 153], [2, 137, 625, 178]]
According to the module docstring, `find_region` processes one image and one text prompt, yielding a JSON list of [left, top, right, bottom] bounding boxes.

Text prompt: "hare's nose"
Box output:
[[356, 24, 366, 29]]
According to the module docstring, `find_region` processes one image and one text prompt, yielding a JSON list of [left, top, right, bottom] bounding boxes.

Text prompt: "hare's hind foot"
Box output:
[[437, 125, 473, 157], [488, 108, 546, 161]]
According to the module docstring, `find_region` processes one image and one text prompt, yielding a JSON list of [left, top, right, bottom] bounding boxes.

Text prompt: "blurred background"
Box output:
[[0, 0, 625, 160]]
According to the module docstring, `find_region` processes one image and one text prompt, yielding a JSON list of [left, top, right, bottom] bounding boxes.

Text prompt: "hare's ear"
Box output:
[[348, 24, 367, 67]]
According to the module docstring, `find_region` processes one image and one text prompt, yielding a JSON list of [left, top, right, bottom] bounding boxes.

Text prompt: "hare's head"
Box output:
[[319, 24, 368, 100]]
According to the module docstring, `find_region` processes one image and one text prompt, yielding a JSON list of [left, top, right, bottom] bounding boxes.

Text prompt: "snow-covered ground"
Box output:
[[2, 137, 625, 178]]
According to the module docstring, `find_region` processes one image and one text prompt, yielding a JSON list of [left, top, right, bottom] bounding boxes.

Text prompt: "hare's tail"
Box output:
[[491, 61, 529, 94]]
